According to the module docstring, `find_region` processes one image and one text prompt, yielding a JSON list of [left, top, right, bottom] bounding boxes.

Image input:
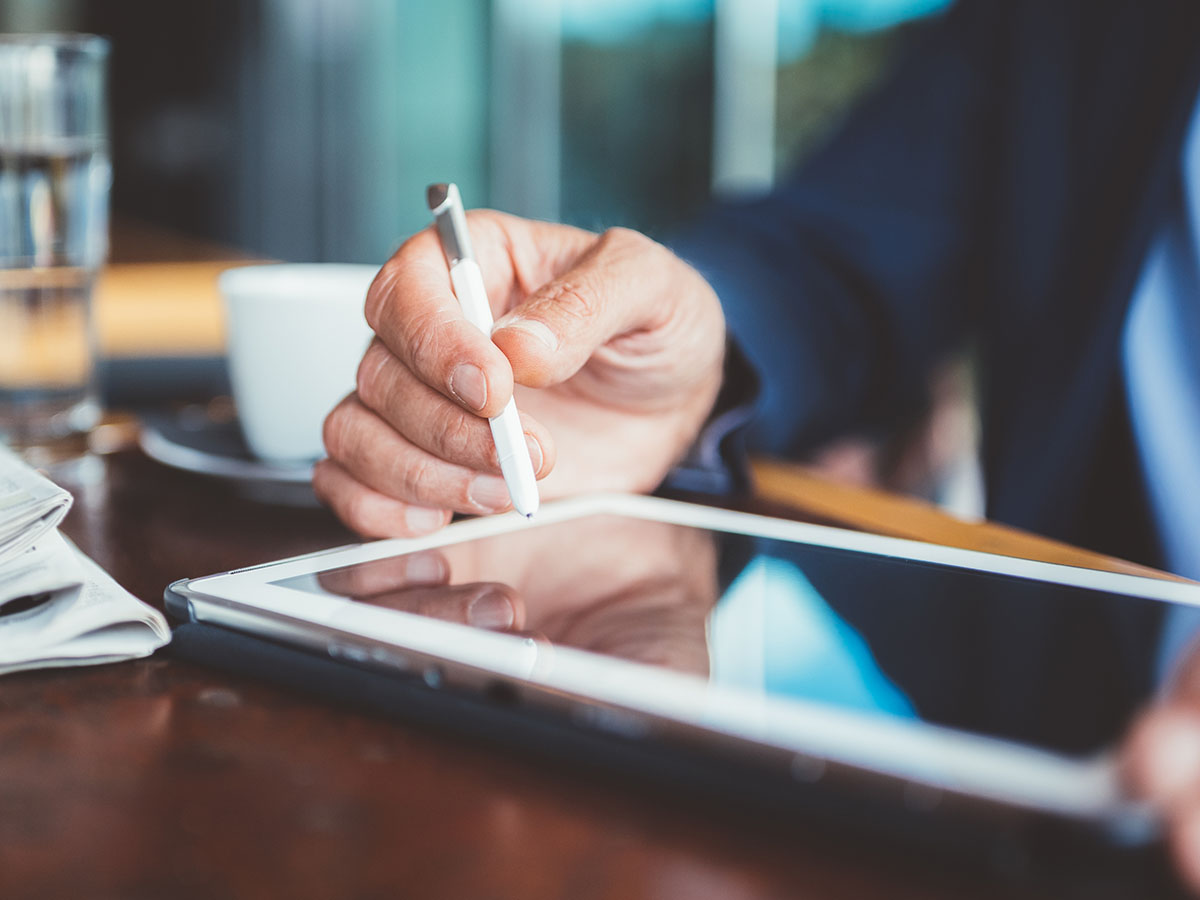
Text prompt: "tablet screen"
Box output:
[[271, 513, 1182, 757]]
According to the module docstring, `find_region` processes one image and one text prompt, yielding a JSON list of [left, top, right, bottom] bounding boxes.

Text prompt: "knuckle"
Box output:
[[404, 308, 448, 375], [544, 278, 598, 325], [363, 261, 400, 333], [431, 403, 482, 463], [601, 225, 654, 258], [364, 227, 437, 333], [398, 454, 437, 503], [355, 340, 391, 410], [322, 398, 355, 459]]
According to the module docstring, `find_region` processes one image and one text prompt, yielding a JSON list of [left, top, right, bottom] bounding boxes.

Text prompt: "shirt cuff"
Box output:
[[659, 339, 761, 498]]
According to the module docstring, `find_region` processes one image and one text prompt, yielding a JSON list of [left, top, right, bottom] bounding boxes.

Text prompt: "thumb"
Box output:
[[490, 228, 672, 389]]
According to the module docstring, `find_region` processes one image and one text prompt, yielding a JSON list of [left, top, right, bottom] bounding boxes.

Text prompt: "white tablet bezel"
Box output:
[[173, 492, 1200, 836]]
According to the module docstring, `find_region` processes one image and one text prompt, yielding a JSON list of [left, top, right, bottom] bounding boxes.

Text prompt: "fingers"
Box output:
[[365, 226, 515, 419], [490, 227, 690, 389], [314, 548, 523, 631], [1123, 705, 1200, 891], [1124, 705, 1200, 811], [354, 337, 554, 478], [323, 394, 520, 517], [366, 581, 525, 631], [367, 212, 719, 407], [317, 550, 450, 597], [339, 211, 720, 531], [312, 458, 450, 538], [313, 539, 526, 630], [1171, 810, 1200, 892]]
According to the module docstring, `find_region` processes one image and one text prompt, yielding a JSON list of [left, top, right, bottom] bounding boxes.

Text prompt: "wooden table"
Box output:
[[0, 444, 1179, 900]]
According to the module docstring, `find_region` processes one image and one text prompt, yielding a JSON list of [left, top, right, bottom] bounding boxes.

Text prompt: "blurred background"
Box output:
[[1, 0, 950, 256], [1, 0, 977, 509]]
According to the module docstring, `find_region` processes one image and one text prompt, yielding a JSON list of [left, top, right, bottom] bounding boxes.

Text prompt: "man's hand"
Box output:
[[315, 211, 725, 537], [1123, 640, 1200, 890], [314, 515, 719, 676]]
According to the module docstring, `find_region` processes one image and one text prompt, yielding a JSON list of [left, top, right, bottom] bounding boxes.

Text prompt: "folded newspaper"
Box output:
[[0, 446, 170, 675]]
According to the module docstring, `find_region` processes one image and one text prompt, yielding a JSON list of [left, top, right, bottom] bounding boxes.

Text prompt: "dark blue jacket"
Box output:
[[673, 0, 1200, 571]]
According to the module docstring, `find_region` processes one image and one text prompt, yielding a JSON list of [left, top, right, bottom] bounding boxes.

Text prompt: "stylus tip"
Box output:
[[525, 513, 534, 520], [426, 183, 450, 211]]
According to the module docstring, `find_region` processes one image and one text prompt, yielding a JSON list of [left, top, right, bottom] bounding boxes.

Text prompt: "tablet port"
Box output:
[[328, 642, 368, 664], [572, 704, 650, 739], [369, 647, 409, 671]]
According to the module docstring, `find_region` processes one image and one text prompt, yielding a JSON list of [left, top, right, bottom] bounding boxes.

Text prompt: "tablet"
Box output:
[[165, 493, 1200, 847]]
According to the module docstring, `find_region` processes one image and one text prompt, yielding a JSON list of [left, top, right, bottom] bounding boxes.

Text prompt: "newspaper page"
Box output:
[[0, 448, 171, 675], [0, 444, 73, 567]]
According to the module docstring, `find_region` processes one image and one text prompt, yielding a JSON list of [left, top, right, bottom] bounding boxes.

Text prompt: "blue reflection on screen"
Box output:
[[710, 555, 916, 718]]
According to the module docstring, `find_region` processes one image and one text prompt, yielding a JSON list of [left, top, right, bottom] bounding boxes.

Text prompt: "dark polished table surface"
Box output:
[[0, 448, 1174, 900]]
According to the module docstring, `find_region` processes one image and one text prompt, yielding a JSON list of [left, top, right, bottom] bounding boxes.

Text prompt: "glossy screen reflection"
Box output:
[[273, 514, 1171, 757]]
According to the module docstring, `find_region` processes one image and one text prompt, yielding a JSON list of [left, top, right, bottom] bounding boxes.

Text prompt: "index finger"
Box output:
[[365, 226, 515, 419], [370, 581, 526, 631], [317, 550, 450, 598]]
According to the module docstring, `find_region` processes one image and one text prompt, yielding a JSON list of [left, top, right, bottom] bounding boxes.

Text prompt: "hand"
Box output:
[[314, 212, 725, 537], [1122, 637, 1200, 889], [314, 516, 719, 675], [441, 515, 720, 675], [316, 550, 524, 631]]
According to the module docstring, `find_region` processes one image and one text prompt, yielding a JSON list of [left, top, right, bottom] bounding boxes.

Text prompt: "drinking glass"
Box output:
[[0, 35, 110, 461]]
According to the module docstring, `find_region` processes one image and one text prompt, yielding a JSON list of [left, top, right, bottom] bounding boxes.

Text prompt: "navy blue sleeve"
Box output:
[[669, 0, 1001, 458], [660, 338, 760, 497]]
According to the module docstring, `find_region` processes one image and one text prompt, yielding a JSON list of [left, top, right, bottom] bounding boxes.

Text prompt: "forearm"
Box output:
[[668, 0, 1003, 458]]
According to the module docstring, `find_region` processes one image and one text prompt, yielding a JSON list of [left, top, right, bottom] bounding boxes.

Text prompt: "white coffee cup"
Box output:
[[219, 263, 376, 463]]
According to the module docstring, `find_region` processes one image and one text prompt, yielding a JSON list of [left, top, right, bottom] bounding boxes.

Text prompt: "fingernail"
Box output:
[[524, 433, 544, 475], [404, 505, 445, 534], [449, 363, 487, 411], [496, 317, 557, 352], [402, 552, 447, 584], [468, 589, 515, 629], [468, 475, 511, 512]]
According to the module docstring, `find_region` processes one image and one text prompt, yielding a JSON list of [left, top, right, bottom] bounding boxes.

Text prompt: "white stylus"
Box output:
[[427, 183, 539, 518]]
